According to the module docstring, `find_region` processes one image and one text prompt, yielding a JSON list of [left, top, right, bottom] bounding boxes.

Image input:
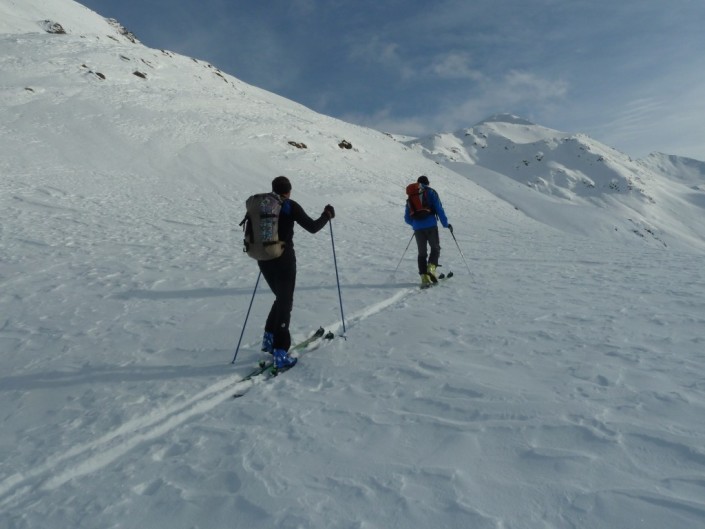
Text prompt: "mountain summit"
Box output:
[[475, 113, 537, 127], [405, 116, 705, 249]]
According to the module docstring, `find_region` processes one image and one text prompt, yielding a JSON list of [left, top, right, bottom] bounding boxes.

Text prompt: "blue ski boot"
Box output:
[[261, 331, 274, 354], [273, 348, 297, 369]]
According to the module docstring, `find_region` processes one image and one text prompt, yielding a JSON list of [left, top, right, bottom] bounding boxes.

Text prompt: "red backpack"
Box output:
[[406, 182, 433, 219]]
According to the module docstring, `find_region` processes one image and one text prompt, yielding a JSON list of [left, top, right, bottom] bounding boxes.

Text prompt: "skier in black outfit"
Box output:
[[259, 176, 335, 368]]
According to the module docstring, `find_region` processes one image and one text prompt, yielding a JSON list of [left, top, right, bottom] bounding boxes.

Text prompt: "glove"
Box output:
[[447, 223, 453, 234], [323, 204, 335, 219]]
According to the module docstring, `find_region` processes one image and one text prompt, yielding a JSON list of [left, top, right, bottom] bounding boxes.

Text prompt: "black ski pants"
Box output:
[[258, 249, 296, 351], [414, 226, 441, 275]]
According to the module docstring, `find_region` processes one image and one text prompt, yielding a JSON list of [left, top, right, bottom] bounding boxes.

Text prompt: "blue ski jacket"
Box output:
[[404, 185, 449, 231]]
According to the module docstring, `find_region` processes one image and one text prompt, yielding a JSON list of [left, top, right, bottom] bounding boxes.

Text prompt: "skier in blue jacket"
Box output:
[[404, 175, 452, 287]]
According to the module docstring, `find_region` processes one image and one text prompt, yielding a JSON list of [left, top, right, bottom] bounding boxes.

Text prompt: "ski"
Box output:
[[420, 270, 454, 289], [239, 327, 325, 381], [291, 326, 327, 351], [264, 328, 334, 378], [240, 359, 273, 382], [233, 327, 334, 397]]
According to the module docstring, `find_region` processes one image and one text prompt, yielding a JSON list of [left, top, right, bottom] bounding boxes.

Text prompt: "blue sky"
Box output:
[[78, 0, 705, 160]]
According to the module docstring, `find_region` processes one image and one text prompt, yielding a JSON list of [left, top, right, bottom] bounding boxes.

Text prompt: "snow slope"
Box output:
[[2, 2, 705, 529]]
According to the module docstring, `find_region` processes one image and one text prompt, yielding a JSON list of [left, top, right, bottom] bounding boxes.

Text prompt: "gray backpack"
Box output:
[[240, 193, 285, 260]]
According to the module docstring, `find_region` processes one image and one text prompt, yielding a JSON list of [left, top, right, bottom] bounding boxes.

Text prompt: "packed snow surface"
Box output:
[[2, 1, 705, 528]]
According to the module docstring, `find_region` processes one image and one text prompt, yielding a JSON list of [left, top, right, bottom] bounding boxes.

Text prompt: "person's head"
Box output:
[[272, 175, 292, 196], [417, 175, 430, 186]]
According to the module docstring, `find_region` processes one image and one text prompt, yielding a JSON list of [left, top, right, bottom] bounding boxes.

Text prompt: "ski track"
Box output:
[[0, 372, 242, 508], [0, 284, 417, 510], [325, 286, 414, 335]]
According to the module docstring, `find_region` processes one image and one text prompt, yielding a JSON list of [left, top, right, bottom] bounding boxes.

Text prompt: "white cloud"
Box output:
[[501, 71, 569, 101], [590, 87, 705, 160], [428, 52, 484, 81], [365, 69, 570, 135], [594, 98, 667, 140], [340, 107, 429, 137], [348, 36, 416, 79]]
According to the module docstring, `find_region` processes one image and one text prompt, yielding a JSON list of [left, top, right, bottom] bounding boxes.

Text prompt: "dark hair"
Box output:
[[417, 175, 429, 185], [272, 175, 292, 195]]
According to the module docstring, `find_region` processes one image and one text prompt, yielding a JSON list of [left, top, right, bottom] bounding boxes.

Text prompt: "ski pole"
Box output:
[[231, 271, 261, 364], [329, 221, 347, 337], [449, 228, 472, 275], [393, 232, 415, 275]]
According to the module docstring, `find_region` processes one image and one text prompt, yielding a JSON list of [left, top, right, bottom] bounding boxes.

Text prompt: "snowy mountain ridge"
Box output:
[[405, 113, 705, 249]]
